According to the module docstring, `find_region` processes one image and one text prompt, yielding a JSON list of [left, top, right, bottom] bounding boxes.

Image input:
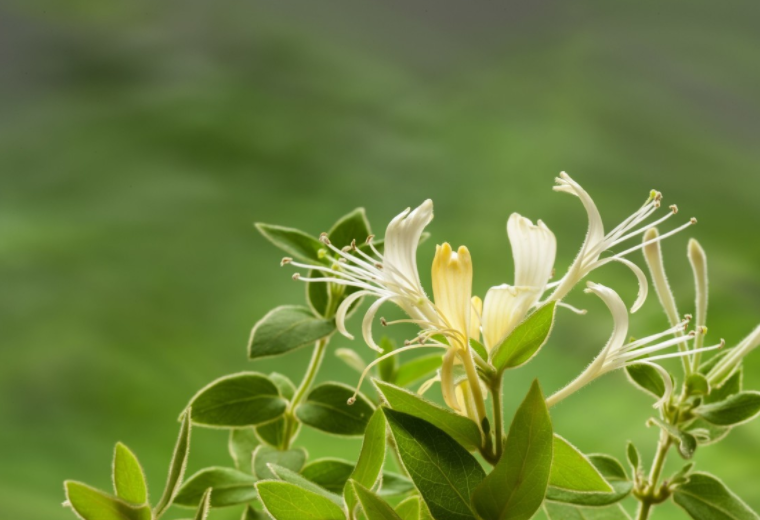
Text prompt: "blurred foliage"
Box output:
[[1, 1, 759, 518]]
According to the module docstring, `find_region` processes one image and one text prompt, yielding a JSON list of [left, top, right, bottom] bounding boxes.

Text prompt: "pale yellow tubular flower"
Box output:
[[688, 238, 709, 370], [469, 296, 483, 341]]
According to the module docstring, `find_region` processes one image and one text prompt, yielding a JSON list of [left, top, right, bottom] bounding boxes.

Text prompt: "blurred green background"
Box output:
[[1, 1, 759, 518]]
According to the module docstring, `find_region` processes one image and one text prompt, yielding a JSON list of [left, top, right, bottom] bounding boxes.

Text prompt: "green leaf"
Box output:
[[626, 442, 641, 474], [625, 364, 666, 399], [241, 506, 267, 520], [188, 372, 287, 428], [112, 443, 148, 505], [296, 382, 375, 436], [302, 458, 355, 494], [174, 467, 257, 508], [546, 454, 632, 506], [379, 472, 415, 497], [351, 480, 404, 520], [649, 418, 697, 459], [686, 419, 730, 446], [472, 380, 553, 520], [544, 502, 632, 519], [395, 496, 422, 520], [269, 372, 296, 400], [374, 380, 482, 451], [469, 338, 488, 363], [706, 369, 742, 404], [256, 417, 290, 448], [673, 472, 760, 520], [328, 208, 372, 248], [249, 306, 335, 360], [336, 348, 368, 374], [257, 481, 346, 520], [384, 408, 485, 520], [155, 410, 192, 516], [686, 373, 711, 396], [255, 223, 326, 263], [65, 481, 152, 520], [394, 354, 442, 387], [193, 488, 212, 520], [550, 435, 612, 493], [345, 409, 387, 514], [228, 428, 260, 473], [491, 301, 556, 371], [695, 391, 760, 426], [268, 464, 343, 506], [378, 337, 399, 383], [253, 445, 307, 480]]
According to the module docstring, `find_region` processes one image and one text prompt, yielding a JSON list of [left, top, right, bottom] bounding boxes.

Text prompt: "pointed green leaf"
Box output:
[[673, 472, 760, 520], [345, 409, 387, 514], [188, 372, 287, 427], [193, 488, 212, 520], [302, 458, 355, 494], [626, 442, 641, 474], [469, 339, 488, 364], [395, 496, 422, 520], [695, 391, 760, 426], [154, 411, 192, 516], [384, 408, 485, 520], [374, 380, 482, 451], [379, 472, 414, 497], [491, 301, 556, 371], [706, 369, 742, 404], [625, 364, 666, 399], [550, 435, 612, 493], [253, 445, 307, 480], [257, 481, 346, 520], [64, 481, 152, 520], [249, 306, 335, 360], [544, 502, 632, 519], [256, 417, 290, 448], [296, 382, 375, 436], [351, 480, 404, 520], [228, 428, 259, 473], [241, 506, 267, 519], [394, 354, 443, 387], [328, 208, 372, 248], [255, 223, 326, 263], [174, 467, 257, 508], [547, 454, 631, 506], [269, 373, 296, 400], [268, 464, 343, 506], [472, 380, 553, 520], [112, 443, 148, 505]]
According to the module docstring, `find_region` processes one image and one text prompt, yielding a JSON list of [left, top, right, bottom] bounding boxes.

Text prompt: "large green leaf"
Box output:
[[174, 467, 257, 508], [64, 481, 152, 520], [550, 435, 612, 493], [544, 502, 631, 519], [384, 408, 485, 520], [154, 411, 192, 516], [546, 454, 631, 506], [228, 428, 259, 473], [625, 364, 666, 400], [345, 408, 387, 515], [374, 380, 482, 451], [394, 354, 443, 387], [112, 443, 148, 505], [491, 301, 556, 371], [255, 223, 326, 263], [188, 372, 287, 427], [472, 380, 553, 520], [249, 305, 335, 360], [295, 382, 374, 436], [351, 480, 404, 520], [253, 445, 307, 480], [673, 472, 760, 520], [257, 481, 346, 520], [695, 391, 760, 426]]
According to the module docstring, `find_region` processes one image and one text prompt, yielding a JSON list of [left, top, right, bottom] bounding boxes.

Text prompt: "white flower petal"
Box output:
[[384, 199, 433, 295], [481, 284, 538, 350], [507, 213, 557, 293], [335, 290, 372, 339], [584, 282, 629, 363], [361, 296, 391, 352]]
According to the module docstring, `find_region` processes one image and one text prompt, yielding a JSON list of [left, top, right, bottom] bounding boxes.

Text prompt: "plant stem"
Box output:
[[282, 336, 329, 449], [636, 433, 672, 520], [491, 375, 504, 460]]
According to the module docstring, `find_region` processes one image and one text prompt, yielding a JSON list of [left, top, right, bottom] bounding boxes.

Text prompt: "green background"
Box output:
[[1, 2, 759, 519]]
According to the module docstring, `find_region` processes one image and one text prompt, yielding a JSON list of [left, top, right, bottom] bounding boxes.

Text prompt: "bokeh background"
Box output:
[[1, 1, 759, 519]]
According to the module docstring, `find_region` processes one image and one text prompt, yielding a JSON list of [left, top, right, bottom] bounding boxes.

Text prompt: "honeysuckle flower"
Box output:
[[545, 282, 723, 409], [549, 172, 696, 312], [708, 325, 760, 385]]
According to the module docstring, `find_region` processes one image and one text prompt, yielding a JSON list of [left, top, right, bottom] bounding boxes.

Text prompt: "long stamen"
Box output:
[[611, 333, 697, 365], [622, 319, 690, 350], [608, 218, 697, 261], [606, 205, 678, 250], [641, 339, 723, 363]]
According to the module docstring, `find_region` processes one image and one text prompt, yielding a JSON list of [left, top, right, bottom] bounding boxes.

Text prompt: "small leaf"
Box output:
[[174, 467, 257, 508], [394, 354, 442, 387], [384, 408, 485, 520], [379, 472, 414, 497], [257, 481, 346, 520], [706, 369, 742, 404], [351, 480, 404, 520], [228, 428, 260, 473], [253, 445, 307, 480], [374, 380, 482, 451], [269, 373, 296, 401], [550, 435, 612, 493], [673, 472, 760, 520], [188, 372, 287, 428], [65, 481, 152, 520], [626, 442, 641, 474], [649, 418, 697, 459], [257, 417, 291, 448], [468, 339, 488, 363], [686, 373, 710, 396], [154, 411, 192, 516], [268, 464, 343, 506], [544, 502, 632, 519], [472, 380, 553, 520], [336, 348, 367, 374], [112, 443, 148, 505], [255, 223, 325, 263], [328, 208, 372, 248], [249, 306, 335, 360], [193, 488, 212, 520], [345, 409, 387, 515], [395, 496, 422, 520], [695, 391, 760, 426], [491, 301, 556, 371], [378, 337, 399, 383], [301, 459, 355, 494], [241, 506, 267, 520], [296, 383, 375, 436], [546, 454, 632, 506], [625, 364, 666, 399]]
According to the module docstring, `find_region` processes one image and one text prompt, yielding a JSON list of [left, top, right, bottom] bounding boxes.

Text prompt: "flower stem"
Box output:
[[636, 432, 672, 520], [491, 375, 504, 460], [282, 336, 329, 449]]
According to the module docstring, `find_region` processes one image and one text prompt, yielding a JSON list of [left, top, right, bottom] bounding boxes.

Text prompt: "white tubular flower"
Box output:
[[545, 282, 723, 409], [550, 172, 696, 311]]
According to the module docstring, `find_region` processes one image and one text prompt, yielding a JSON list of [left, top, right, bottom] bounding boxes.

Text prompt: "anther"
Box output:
[[690, 217, 698, 225], [684, 314, 693, 321], [380, 317, 388, 327], [718, 339, 725, 349], [280, 257, 292, 266], [698, 326, 708, 335], [375, 263, 383, 269], [670, 205, 678, 214], [346, 397, 356, 406], [687, 330, 697, 337], [366, 234, 375, 245], [350, 239, 357, 251], [292, 273, 301, 280], [319, 232, 331, 245], [341, 245, 351, 252]]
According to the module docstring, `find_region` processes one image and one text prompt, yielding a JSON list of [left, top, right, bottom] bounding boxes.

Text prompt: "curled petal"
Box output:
[[584, 282, 630, 363], [384, 199, 433, 294], [630, 360, 673, 409], [335, 290, 372, 339], [362, 296, 391, 352], [554, 172, 605, 258], [605, 257, 649, 313], [440, 349, 459, 411]]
